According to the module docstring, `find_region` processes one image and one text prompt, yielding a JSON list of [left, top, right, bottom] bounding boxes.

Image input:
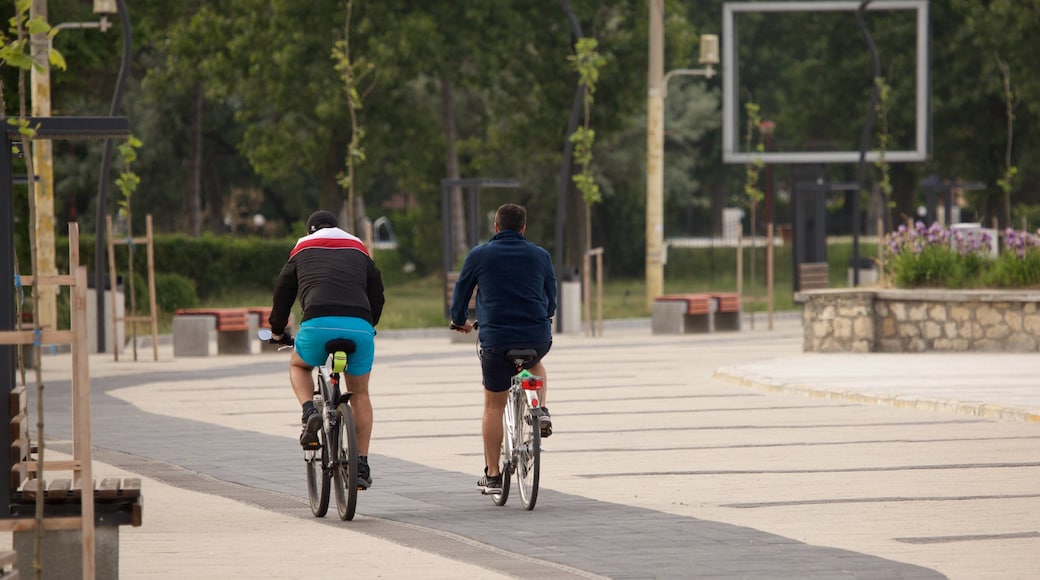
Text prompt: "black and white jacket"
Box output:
[[269, 227, 384, 335]]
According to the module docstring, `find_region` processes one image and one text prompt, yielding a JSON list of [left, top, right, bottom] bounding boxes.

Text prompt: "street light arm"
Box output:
[[53, 17, 111, 33], [662, 65, 717, 97]]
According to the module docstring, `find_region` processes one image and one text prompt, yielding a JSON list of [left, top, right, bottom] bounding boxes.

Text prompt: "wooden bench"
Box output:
[[710, 292, 742, 331], [12, 477, 142, 525], [247, 306, 273, 329], [247, 306, 296, 353], [651, 293, 742, 334], [173, 307, 254, 356], [798, 262, 829, 291], [652, 294, 715, 334]]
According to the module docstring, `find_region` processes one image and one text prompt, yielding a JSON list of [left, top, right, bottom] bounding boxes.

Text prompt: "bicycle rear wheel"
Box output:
[[305, 426, 331, 517], [333, 402, 359, 521], [517, 406, 540, 510], [491, 415, 511, 506]]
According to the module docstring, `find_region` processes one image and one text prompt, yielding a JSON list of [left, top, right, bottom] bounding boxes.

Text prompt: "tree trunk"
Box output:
[[565, 181, 586, 271], [441, 77, 467, 261], [556, 0, 584, 271], [189, 83, 203, 236]]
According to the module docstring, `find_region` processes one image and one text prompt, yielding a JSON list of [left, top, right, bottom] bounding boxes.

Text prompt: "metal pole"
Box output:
[[645, 0, 665, 309], [94, 0, 131, 352], [853, 0, 881, 287], [0, 128, 15, 513]]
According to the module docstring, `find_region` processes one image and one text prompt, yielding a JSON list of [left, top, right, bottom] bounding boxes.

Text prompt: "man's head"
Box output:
[[494, 203, 526, 233], [306, 210, 338, 234]]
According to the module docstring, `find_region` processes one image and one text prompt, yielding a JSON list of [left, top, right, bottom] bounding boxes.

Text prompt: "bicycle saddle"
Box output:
[[324, 339, 357, 355], [505, 348, 537, 362]]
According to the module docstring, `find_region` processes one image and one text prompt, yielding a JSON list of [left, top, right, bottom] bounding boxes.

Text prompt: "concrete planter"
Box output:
[[795, 288, 1040, 352]]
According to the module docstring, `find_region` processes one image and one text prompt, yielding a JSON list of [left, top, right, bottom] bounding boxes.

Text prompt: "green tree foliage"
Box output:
[[7, 0, 1040, 281]]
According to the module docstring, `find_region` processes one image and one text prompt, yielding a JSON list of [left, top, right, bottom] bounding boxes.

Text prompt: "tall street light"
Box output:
[[645, 0, 719, 309], [29, 0, 115, 331]]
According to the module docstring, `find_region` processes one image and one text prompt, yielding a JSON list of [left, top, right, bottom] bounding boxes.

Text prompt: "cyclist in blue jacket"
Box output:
[[449, 203, 557, 494], [269, 210, 384, 489]]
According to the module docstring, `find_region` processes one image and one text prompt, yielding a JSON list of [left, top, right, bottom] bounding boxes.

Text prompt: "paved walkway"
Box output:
[[4, 316, 1039, 579]]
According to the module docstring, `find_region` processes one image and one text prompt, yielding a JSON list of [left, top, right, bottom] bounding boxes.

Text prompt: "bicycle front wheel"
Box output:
[[305, 426, 331, 517], [333, 402, 359, 521], [517, 405, 540, 510]]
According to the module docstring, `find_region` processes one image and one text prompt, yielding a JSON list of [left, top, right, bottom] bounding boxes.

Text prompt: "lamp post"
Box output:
[[645, 0, 718, 309], [29, 0, 115, 331]]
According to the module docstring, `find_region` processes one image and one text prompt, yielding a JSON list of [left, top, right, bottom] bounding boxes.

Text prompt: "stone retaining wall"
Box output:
[[796, 289, 1040, 352]]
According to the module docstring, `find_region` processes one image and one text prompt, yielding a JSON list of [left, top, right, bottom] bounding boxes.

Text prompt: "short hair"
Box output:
[[495, 203, 526, 232], [306, 210, 338, 233]]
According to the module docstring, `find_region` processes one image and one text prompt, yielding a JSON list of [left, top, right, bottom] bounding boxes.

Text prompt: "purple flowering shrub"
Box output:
[[991, 228, 1040, 287], [885, 221, 1040, 288]]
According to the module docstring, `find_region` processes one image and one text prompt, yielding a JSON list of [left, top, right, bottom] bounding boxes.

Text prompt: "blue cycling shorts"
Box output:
[[295, 316, 376, 375]]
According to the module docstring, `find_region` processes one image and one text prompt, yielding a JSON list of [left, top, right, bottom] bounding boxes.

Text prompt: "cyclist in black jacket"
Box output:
[[269, 210, 385, 488]]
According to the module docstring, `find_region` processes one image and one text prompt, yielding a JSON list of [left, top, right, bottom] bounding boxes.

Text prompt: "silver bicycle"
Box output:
[[489, 348, 544, 510]]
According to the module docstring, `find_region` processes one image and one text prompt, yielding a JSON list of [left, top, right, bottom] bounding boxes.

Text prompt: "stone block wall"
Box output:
[[797, 289, 1040, 353]]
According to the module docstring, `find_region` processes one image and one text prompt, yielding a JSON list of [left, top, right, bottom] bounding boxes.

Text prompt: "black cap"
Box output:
[[306, 210, 338, 233]]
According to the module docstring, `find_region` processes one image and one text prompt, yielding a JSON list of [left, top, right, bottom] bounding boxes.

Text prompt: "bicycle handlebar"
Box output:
[[257, 328, 294, 346]]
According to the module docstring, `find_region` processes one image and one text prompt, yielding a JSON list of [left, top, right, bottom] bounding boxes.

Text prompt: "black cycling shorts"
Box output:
[[479, 342, 552, 393]]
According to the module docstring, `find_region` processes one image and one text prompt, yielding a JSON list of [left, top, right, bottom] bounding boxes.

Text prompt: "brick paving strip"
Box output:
[[18, 323, 960, 579]]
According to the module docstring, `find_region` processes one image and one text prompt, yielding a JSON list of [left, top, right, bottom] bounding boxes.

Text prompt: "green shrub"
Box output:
[[154, 273, 199, 312]]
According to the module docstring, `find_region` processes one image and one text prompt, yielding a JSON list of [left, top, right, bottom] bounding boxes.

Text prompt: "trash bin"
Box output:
[[557, 267, 581, 334]]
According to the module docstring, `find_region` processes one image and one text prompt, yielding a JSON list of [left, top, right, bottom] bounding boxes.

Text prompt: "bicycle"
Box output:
[[258, 328, 361, 521], [490, 348, 545, 510]]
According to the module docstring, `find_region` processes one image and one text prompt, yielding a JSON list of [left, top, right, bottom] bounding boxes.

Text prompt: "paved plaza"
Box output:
[[4, 315, 1039, 579]]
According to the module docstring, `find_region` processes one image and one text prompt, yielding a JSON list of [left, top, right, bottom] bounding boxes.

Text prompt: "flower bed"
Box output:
[[798, 222, 1040, 352], [797, 288, 1040, 353]]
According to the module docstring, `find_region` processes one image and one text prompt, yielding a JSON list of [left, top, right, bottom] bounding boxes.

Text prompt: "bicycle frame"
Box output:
[[503, 370, 543, 463], [496, 363, 543, 510], [257, 328, 358, 520]]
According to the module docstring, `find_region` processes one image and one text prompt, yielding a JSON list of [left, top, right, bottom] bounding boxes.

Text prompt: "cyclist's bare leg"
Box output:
[[530, 361, 547, 405], [345, 372, 373, 455], [289, 352, 315, 404], [482, 389, 508, 476]]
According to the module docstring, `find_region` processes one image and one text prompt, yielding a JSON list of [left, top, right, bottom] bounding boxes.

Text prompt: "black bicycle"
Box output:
[[258, 328, 360, 520]]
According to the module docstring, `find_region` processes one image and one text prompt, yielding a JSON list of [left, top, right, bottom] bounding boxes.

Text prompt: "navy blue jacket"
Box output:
[[450, 230, 557, 347]]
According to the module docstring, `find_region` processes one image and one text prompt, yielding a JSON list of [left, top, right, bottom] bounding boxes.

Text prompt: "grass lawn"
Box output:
[[144, 273, 797, 334]]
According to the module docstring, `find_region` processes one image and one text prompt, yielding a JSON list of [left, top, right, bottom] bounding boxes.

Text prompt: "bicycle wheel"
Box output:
[[491, 414, 511, 506], [517, 405, 540, 510], [305, 425, 331, 517], [333, 402, 359, 521]]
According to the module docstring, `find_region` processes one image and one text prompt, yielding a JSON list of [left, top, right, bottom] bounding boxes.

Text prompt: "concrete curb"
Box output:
[[713, 368, 1040, 424]]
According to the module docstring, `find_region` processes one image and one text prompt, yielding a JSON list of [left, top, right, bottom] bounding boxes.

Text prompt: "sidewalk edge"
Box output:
[[713, 369, 1040, 424]]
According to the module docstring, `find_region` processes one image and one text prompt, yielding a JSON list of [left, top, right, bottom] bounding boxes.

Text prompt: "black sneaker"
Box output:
[[299, 409, 321, 449], [534, 406, 552, 438], [478, 472, 503, 494], [356, 458, 372, 490]]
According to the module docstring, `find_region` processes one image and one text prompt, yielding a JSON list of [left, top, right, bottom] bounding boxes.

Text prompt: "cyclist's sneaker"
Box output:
[[357, 457, 372, 490], [299, 409, 321, 449], [478, 472, 503, 494], [533, 406, 553, 438]]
